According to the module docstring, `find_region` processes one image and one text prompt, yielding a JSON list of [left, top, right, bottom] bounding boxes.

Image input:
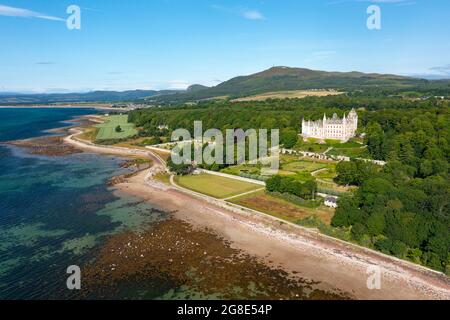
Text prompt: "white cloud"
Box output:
[[242, 9, 265, 20], [212, 5, 265, 20], [0, 4, 64, 21]]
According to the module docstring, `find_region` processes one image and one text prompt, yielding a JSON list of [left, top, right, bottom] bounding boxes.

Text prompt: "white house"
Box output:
[[324, 196, 338, 208]]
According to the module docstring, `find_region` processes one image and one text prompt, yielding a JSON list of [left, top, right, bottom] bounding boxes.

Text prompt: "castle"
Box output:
[[302, 109, 358, 142]]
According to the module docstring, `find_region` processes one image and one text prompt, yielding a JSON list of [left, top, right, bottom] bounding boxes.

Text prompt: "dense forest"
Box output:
[[129, 96, 449, 273], [332, 108, 449, 273], [129, 95, 447, 133]]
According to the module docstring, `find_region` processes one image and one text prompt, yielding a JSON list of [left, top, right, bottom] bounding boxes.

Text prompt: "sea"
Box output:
[[0, 108, 166, 299]]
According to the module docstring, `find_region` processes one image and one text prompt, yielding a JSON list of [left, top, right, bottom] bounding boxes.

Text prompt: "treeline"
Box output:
[[129, 96, 448, 139], [266, 175, 317, 200], [333, 107, 449, 273]]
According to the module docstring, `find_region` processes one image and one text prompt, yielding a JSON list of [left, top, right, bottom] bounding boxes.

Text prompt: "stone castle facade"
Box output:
[[302, 109, 358, 142]]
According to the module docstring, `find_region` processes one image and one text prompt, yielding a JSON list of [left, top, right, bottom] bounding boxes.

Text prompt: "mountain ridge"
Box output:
[[150, 66, 447, 103], [1, 67, 449, 105]]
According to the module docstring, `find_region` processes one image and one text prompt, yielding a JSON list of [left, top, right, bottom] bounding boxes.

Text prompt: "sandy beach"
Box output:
[[57, 118, 450, 300]]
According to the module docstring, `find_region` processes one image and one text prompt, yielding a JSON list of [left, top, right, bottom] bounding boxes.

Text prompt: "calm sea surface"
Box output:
[[0, 108, 166, 299]]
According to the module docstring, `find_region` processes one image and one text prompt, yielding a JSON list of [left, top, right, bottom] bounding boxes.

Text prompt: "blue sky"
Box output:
[[0, 0, 449, 93]]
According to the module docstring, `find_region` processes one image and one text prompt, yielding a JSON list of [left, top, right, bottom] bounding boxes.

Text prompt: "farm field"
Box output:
[[95, 115, 138, 141], [175, 173, 262, 199], [231, 90, 343, 102], [230, 190, 335, 225]]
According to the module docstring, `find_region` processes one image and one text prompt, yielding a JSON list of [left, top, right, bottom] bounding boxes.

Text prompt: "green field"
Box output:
[[221, 164, 261, 176], [175, 173, 262, 199], [295, 138, 364, 154], [328, 147, 371, 158], [281, 160, 330, 173], [95, 115, 138, 141]]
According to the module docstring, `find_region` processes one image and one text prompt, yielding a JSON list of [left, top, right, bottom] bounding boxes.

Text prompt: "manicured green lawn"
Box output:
[[314, 168, 337, 182], [221, 164, 261, 176], [328, 147, 371, 159], [282, 160, 330, 173], [95, 115, 138, 141], [295, 138, 364, 153], [175, 173, 262, 199]]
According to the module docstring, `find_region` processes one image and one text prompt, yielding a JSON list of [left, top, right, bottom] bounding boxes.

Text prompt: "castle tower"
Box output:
[[301, 109, 358, 142]]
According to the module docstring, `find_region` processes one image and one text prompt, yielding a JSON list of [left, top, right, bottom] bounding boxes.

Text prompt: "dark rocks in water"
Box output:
[[81, 218, 351, 300], [7, 135, 82, 156]]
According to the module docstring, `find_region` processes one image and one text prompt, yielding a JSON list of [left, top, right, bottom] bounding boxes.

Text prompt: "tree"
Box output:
[[115, 125, 122, 133], [266, 175, 282, 192], [366, 211, 385, 236], [334, 161, 357, 185], [280, 128, 299, 149], [365, 122, 385, 160], [351, 223, 367, 241], [335, 160, 379, 186], [166, 158, 194, 175]]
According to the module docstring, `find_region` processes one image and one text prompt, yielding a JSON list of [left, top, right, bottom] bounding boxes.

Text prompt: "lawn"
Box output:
[[281, 160, 330, 173], [314, 168, 336, 183], [295, 138, 365, 154], [221, 164, 261, 176], [95, 115, 138, 141], [221, 160, 331, 181], [328, 147, 371, 159], [230, 190, 335, 225], [175, 173, 262, 199]]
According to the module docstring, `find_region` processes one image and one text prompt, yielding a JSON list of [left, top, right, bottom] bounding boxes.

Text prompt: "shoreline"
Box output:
[[0, 105, 134, 112], [116, 170, 450, 300], [58, 116, 450, 300]]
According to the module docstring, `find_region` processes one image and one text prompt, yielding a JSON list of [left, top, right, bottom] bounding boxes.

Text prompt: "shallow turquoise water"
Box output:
[[0, 108, 166, 299]]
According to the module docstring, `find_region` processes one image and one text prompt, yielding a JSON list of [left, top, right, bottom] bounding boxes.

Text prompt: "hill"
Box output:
[[150, 66, 450, 103], [0, 89, 180, 105], [2, 67, 449, 105]]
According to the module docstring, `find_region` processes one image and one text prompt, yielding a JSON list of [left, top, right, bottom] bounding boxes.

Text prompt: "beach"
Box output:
[[60, 116, 450, 300]]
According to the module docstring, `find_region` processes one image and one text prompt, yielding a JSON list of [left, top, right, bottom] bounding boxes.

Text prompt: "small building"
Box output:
[[324, 196, 338, 208]]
